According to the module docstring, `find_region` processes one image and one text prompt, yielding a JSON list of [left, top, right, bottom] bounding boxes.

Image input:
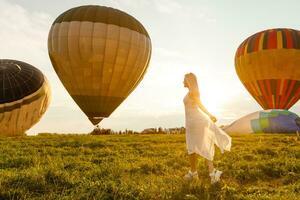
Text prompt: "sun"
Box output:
[[199, 80, 234, 115]]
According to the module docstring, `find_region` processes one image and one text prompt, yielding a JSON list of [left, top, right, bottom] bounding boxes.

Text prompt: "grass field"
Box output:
[[0, 133, 299, 200]]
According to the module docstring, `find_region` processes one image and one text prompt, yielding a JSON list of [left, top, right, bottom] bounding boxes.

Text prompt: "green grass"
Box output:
[[0, 133, 299, 200]]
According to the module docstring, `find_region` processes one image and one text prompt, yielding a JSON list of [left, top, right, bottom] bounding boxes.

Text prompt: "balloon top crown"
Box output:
[[0, 61, 21, 72], [53, 5, 149, 38], [235, 28, 300, 58], [0, 59, 44, 104]]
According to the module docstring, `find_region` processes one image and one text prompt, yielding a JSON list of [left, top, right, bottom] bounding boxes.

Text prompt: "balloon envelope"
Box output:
[[223, 109, 300, 134], [48, 5, 152, 125], [0, 59, 51, 136], [235, 28, 300, 110]]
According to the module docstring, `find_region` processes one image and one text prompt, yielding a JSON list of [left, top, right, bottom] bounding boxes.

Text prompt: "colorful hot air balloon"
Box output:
[[223, 109, 300, 134], [0, 60, 51, 136], [235, 28, 300, 110], [48, 5, 151, 126]]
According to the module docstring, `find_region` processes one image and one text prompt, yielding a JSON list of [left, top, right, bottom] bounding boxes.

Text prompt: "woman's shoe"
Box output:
[[184, 170, 198, 181], [209, 169, 222, 184]]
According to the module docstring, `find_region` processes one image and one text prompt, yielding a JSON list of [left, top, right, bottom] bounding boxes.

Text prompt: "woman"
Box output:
[[183, 73, 231, 184]]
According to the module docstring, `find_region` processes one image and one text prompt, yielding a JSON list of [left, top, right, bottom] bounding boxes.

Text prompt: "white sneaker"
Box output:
[[184, 170, 198, 181], [209, 169, 222, 184]]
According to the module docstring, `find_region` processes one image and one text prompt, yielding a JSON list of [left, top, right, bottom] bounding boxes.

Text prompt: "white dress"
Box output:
[[184, 93, 231, 161]]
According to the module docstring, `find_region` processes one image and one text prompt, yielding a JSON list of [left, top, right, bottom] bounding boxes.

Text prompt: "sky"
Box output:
[[1, 0, 300, 134]]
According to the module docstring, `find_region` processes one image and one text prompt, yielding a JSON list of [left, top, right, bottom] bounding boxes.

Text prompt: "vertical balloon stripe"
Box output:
[[289, 81, 300, 99], [270, 80, 277, 107], [297, 31, 300, 48], [254, 81, 262, 96], [253, 95, 263, 108], [258, 32, 265, 51], [262, 31, 269, 49], [241, 41, 247, 56], [253, 33, 260, 51], [119, 32, 142, 95], [249, 34, 257, 52], [287, 87, 300, 108], [122, 34, 146, 96], [290, 30, 298, 48], [293, 29, 300, 48], [257, 80, 268, 103], [281, 30, 287, 48], [101, 25, 119, 114], [279, 79, 285, 95], [64, 22, 76, 94], [247, 36, 255, 53], [249, 82, 258, 96], [267, 30, 277, 49], [105, 25, 120, 97], [284, 80, 296, 105], [286, 96, 297, 109], [127, 34, 146, 94], [296, 30, 300, 48], [277, 31, 283, 49], [271, 95, 275, 108], [237, 41, 246, 57], [127, 39, 150, 95], [276, 79, 281, 107], [285, 29, 293, 48], [259, 96, 268, 108], [279, 79, 288, 108], [243, 40, 249, 55], [114, 27, 133, 96], [270, 79, 277, 96], [244, 83, 253, 95], [265, 80, 272, 98]]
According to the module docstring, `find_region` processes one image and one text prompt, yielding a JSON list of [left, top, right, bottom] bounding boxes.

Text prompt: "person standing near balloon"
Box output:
[[183, 73, 232, 184]]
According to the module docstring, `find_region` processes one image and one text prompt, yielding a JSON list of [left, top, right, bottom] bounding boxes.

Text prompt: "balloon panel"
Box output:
[[223, 109, 300, 134]]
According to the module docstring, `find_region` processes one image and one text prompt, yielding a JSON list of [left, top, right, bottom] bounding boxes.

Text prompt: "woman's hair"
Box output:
[[185, 73, 200, 100]]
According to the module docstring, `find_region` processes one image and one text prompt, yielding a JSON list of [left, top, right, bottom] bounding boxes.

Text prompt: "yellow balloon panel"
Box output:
[[0, 81, 51, 136], [235, 49, 300, 83]]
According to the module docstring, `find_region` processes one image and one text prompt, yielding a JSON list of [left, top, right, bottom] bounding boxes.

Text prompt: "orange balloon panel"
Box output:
[[235, 28, 300, 109], [48, 6, 152, 125]]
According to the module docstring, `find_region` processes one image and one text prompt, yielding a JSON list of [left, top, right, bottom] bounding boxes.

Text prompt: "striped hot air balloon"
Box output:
[[48, 5, 152, 126], [0, 60, 51, 136], [235, 28, 300, 110]]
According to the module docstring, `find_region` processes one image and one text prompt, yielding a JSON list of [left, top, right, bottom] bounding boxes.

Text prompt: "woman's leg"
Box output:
[[189, 153, 198, 172], [205, 159, 214, 174]]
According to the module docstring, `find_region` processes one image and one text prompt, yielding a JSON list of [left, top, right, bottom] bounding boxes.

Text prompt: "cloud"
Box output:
[[152, 0, 182, 14], [0, 0, 53, 69], [151, 0, 216, 23]]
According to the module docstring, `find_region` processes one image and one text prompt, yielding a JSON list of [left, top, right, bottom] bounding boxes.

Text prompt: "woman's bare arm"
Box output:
[[193, 96, 217, 122]]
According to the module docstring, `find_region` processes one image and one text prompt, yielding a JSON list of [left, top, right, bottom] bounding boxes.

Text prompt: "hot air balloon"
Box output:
[[48, 5, 151, 126], [235, 28, 300, 110], [0, 60, 51, 136], [223, 109, 300, 134]]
